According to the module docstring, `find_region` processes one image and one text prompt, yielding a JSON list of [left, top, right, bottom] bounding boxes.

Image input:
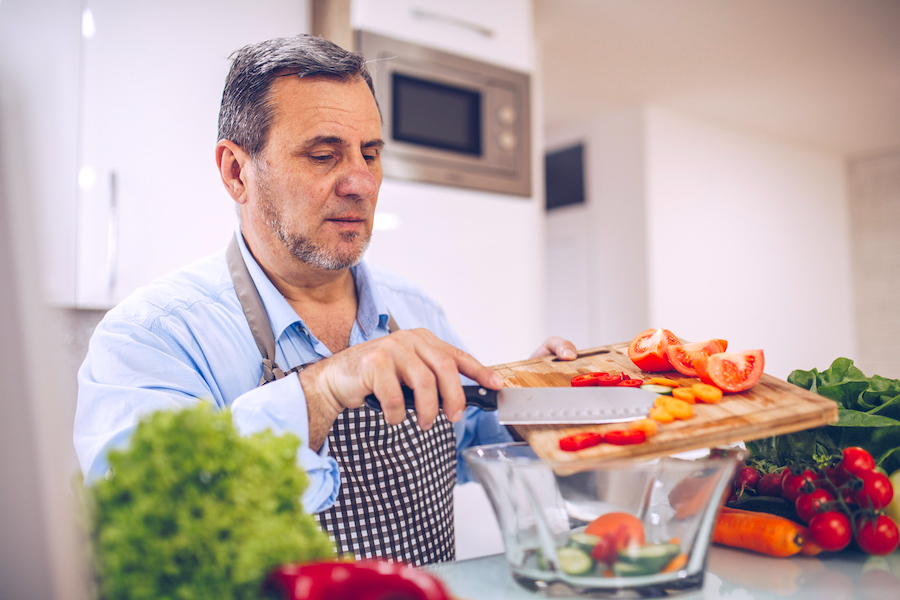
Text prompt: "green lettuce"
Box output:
[[746, 358, 900, 474], [86, 403, 334, 600]]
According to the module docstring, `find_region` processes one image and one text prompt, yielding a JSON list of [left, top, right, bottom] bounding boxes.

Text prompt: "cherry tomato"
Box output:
[[795, 488, 834, 524], [852, 470, 894, 510], [855, 514, 900, 556], [603, 429, 646, 445], [693, 350, 765, 393], [808, 511, 852, 552], [627, 328, 680, 372], [839, 447, 876, 478], [559, 432, 604, 451], [665, 339, 726, 377], [782, 468, 818, 503]]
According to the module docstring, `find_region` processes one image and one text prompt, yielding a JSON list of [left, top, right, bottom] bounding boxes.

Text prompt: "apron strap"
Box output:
[[226, 234, 400, 387]]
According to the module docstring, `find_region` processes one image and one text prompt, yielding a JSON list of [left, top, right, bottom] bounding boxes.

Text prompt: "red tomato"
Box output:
[[559, 432, 604, 452], [852, 470, 894, 510], [665, 339, 726, 377], [694, 350, 765, 393], [795, 488, 834, 524], [782, 468, 818, 503], [808, 511, 852, 552], [855, 514, 900, 556], [584, 512, 645, 564], [839, 447, 876, 478], [603, 429, 646, 445], [627, 328, 680, 372]]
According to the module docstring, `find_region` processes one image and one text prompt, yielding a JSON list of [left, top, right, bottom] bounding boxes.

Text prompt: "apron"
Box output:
[[226, 237, 456, 564]]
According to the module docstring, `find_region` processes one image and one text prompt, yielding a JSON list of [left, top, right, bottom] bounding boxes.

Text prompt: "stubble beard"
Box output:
[[255, 173, 371, 271]]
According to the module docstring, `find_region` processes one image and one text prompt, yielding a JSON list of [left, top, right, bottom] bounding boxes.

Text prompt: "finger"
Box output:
[[530, 336, 577, 360], [411, 340, 470, 424], [370, 371, 410, 426]]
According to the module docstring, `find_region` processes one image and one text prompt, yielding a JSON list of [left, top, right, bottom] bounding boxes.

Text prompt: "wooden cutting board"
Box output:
[[491, 342, 839, 465]]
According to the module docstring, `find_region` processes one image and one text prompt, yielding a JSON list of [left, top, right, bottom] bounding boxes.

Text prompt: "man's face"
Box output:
[[245, 75, 383, 271]]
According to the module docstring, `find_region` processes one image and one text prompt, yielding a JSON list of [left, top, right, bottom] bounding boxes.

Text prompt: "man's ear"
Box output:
[[216, 140, 252, 204]]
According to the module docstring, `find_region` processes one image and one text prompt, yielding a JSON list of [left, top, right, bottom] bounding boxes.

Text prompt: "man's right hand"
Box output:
[[298, 328, 503, 451]]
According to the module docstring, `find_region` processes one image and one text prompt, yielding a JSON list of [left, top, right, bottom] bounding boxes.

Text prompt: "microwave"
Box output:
[[356, 31, 532, 197]]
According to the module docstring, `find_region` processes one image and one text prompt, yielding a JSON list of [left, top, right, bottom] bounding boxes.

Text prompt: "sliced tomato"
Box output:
[[627, 328, 680, 372], [665, 339, 726, 377], [694, 350, 765, 393]]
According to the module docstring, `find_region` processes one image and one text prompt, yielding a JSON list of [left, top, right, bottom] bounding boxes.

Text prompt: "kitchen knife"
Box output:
[[364, 385, 659, 425]]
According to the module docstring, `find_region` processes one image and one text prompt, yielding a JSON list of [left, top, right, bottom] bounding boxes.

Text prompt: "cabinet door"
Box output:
[[76, 0, 309, 307]]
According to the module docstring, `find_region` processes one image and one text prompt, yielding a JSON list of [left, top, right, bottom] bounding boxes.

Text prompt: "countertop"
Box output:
[[425, 547, 900, 599]]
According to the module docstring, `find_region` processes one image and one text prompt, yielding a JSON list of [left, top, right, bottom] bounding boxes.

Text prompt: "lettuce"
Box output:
[[86, 403, 334, 600], [746, 358, 900, 474]]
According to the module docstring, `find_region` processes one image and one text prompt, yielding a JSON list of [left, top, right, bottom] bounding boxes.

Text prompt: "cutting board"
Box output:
[[491, 342, 839, 465]]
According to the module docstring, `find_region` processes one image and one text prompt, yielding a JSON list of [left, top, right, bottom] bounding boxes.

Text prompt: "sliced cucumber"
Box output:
[[617, 542, 680, 574], [612, 561, 656, 577], [641, 384, 673, 395], [567, 532, 602, 554], [556, 546, 594, 576]]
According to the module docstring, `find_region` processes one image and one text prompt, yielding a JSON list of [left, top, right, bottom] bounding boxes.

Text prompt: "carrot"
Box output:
[[628, 418, 658, 437], [713, 511, 804, 557], [662, 397, 693, 420], [649, 407, 674, 423], [692, 383, 723, 403], [649, 377, 680, 387], [721, 507, 823, 556], [672, 387, 696, 403], [661, 553, 688, 573]]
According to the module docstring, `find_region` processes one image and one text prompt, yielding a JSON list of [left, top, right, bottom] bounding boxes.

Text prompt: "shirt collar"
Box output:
[[233, 227, 390, 340]]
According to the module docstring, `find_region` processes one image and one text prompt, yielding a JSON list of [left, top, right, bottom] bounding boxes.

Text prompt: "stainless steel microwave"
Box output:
[[356, 31, 532, 197]]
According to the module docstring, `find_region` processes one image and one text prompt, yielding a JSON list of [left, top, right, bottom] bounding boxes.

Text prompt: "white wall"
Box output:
[[644, 107, 856, 379], [546, 107, 856, 380]]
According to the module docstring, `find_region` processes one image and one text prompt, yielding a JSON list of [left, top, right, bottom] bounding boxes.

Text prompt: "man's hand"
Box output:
[[530, 336, 578, 360], [298, 329, 503, 451]]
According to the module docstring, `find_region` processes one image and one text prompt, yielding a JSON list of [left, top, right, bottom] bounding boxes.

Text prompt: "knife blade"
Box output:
[[363, 385, 659, 425]]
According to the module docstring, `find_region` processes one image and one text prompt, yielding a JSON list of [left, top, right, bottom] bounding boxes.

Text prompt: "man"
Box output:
[[74, 34, 575, 565]]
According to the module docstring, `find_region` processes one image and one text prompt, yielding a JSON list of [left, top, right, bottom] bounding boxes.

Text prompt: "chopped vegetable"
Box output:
[[641, 384, 674, 395], [662, 397, 693, 420], [671, 387, 697, 403], [692, 383, 723, 403], [559, 432, 604, 452], [556, 547, 594, 575], [666, 339, 727, 377], [604, 429, 646, 445], [627, 328, 680, 372], [617, 542, 680, 573], [649, 377, 680, 387], [628, 418, 658, 437], [694, 350, 765, 393], [649, 407, 675, 423], [618, 378, 645, 388]]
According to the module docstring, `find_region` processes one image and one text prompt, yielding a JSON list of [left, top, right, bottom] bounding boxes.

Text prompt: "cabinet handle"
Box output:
[[410, 8, 494, 38], [106, 171, 119, 296]]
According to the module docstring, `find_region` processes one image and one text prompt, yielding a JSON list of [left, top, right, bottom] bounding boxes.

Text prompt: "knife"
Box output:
[[364, 385, 659, 425]]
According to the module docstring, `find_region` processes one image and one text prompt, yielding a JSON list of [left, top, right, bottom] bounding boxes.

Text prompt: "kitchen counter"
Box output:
[[425, 547, 900, 599]]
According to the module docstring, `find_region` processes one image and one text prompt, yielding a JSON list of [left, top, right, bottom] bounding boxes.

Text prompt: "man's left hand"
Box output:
[[530, 336, 577, 360]]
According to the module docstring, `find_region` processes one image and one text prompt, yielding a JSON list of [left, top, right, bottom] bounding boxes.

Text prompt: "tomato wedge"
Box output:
[[694, 350, 765, 392], [665, 339, 726, 377], [627, 328, 680, 372]]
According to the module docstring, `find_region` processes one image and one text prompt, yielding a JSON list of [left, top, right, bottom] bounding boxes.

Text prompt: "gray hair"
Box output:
[[217, 34, 377, 158]]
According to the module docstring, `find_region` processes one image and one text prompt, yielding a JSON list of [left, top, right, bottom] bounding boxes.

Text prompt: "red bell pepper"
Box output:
[[603, 430, 646, 445], [559, 432, 605, 452], [267, 560, 452, 600]]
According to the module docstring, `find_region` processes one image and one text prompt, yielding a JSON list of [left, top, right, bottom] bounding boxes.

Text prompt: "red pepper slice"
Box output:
[[603, 429, 646, 445], [618, 378, 644, 388], [571, 372, 608, 387], [594, 372, 625, 386], [559, 432, 605, 451]]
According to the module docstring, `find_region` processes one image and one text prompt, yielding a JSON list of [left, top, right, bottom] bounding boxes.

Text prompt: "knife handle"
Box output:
[[364, 385, 498, 412]]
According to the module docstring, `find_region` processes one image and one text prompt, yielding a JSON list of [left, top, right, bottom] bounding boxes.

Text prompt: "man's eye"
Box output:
[[311, 154, 334, 162], [363, 153, 377, 162]]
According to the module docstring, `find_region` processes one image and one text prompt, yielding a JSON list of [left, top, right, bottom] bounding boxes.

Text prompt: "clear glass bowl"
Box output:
[[463, 442, 745, 598]]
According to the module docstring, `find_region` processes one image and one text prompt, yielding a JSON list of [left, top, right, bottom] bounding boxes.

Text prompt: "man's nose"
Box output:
[[336, 154, 378, 199]]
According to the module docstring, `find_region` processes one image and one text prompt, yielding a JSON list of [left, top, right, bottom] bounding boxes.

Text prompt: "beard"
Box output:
[[254, 172, 371, 271]]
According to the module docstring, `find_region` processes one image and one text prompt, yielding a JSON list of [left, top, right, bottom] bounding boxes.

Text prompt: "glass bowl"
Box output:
[[463, 442, 745, 598]]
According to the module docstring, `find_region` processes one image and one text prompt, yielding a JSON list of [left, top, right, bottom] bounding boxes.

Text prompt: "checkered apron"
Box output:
[[226, 238, 456, 564]]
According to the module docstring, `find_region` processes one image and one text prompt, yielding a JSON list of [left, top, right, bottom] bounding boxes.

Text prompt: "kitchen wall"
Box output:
[[547, 107, 857, 380]]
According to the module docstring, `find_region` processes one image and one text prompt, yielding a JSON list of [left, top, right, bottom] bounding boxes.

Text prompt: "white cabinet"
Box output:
[[73, 1, 310, 307]]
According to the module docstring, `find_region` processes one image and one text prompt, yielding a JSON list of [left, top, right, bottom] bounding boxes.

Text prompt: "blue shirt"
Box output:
[[74, 230, 511, 512]]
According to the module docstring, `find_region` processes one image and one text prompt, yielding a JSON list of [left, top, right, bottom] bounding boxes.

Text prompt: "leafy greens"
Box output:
[[747, 357, 900, 474], [86, 403, 334, 600]]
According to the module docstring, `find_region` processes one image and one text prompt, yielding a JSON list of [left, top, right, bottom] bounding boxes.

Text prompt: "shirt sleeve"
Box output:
[[74, 314, 340, 513]]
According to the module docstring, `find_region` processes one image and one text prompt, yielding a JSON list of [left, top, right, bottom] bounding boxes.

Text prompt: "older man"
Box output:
[[74, 34, 575, 564]]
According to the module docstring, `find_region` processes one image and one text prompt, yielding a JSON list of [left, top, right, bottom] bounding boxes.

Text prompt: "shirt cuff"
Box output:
[[230, 375, 340, 513]]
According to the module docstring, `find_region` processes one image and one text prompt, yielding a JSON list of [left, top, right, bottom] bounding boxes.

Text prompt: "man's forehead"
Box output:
[[267, 75, 381, 132]]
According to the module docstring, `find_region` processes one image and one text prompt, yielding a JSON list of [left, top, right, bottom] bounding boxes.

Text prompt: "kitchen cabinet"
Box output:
[[73, 0, 309, 307]]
